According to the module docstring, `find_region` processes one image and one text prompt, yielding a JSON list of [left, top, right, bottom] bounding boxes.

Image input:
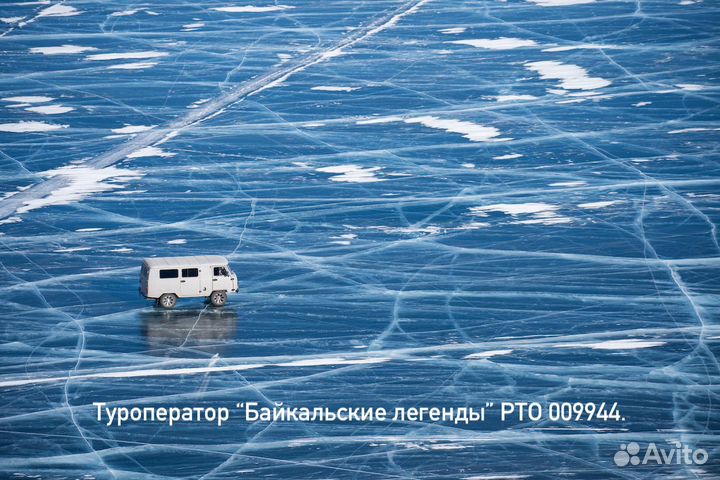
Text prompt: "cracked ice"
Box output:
[[0, 0, 719, 478]]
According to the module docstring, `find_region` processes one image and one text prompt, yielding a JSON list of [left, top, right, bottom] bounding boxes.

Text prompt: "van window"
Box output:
[[159, 269, 178, 279], [182, 268, 199, 278], [213, 266, 228, 276]]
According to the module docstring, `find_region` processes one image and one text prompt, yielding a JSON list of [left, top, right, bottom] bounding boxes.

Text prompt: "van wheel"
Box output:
[[158, 293, 177, 309], [210, 290, 227, 307]]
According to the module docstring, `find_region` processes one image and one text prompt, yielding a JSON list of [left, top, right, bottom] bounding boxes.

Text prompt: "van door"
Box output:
[[212, 265, 231, 291], [180, 268, 201, 297]]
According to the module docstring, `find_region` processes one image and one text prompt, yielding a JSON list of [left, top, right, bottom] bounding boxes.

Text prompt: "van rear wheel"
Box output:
[[158, 293, 177, 309], [210, 290, 227, 307]]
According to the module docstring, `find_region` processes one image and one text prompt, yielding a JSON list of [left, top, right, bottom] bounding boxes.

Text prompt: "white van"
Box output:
[[140, 256, 238, 309]]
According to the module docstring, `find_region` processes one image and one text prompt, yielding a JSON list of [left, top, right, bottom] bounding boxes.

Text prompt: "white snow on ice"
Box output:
[[439, 27, 466, 34], [38, 4, 82, 17], [126, 146, 176, 158], [356, 115, 404, 125], [86, 51, 168, 61], [212, 5, 295, 13], [493, 153, 523, 160], [30, 45, 98, 55], [316, 165, 384, 183], [24, 105, 74, 115], [578, 200, 619, 209], [111, 125, 156, 134], [464, 349, 513, 359], [527, 0, 596, 6], [1, 17, 25, 24], [494, 95, 537, 102], [311, 86, 359, 92], [0, 121, 67, 133], [549, 181, 587, 187], [2, 96, 54, 104], [542, 43, 617, 52], [525, 60, 611, 91], [16, 165, 143, 214], [558, 339, 666, 350], [470, 202, 572, 225], [404, 116, 505, 142], [449, 37, 538, 50], [676, 83, 707, 91], [107, 62, 159, 70]]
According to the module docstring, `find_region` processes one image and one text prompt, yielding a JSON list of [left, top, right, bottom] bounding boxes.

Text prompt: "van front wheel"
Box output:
[[158, 293, 177, 309], [210, 290, 227, 307]]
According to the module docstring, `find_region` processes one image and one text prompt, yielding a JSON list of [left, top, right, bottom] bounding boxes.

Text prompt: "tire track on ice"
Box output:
[[0, 0, 431, 221]]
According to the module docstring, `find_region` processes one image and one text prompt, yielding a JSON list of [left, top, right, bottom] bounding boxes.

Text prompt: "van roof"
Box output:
[[142, 256, 228, 268]]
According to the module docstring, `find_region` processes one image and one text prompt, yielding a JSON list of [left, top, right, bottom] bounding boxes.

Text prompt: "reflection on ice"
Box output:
[[142, 307, 239, 350]]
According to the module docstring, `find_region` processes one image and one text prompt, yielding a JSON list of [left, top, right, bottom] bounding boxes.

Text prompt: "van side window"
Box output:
[[159, 269, 178, 279], [182, 268, 199, 278], [213, 266, 228, 276]]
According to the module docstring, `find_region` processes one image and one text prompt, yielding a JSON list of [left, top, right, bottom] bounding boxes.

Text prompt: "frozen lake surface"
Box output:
[[0, 0, 719, 478]]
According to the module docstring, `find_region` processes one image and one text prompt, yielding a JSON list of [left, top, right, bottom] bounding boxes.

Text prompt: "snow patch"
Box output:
[[30, 45, 97, 55], [1, 17, 25, 24], [0, 216, 22, 225], [86, 51, 168, 61], [17, 165, 143, 214], [493, 153, 523, 160], [430, 444, 467, 450], [356, 115, 404, 125], [578, 200, 619, 209], [24, 105, 74, 115], [39, 4, 81, 17], [2, 96, 54, 104], [471, 203, 558, 216], [316, 165, 384, 183], [311, 86, 359, 92], [549, 181, 586, 187], [405, 116, 505, 142], [527, 0, 595, 6], [0, 121, 67, 133], [558, 339, 666, 350], [112, 125, 156, 134], [107, 62, 158, 70], [212, 5, 295, 13], [449, 37, 537, 50], [126, 146, 175, 158], [525, 60, 611, 91], [111, 9, 142, 17], [494, 94, 537, 102], [439, 27, 466, 34], [367, 225, 443, 235], [278, 357, 390, 367], [542, 43, 617, 52], [676, 84, 706, 91], [668, 127, 720, 134], [470, 202, 572, 225], [182, 22, 205, 30], [465, 349, 513, 359]]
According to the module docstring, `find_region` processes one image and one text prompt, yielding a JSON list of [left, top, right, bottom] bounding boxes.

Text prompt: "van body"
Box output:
[[140, 255, 237, 308]]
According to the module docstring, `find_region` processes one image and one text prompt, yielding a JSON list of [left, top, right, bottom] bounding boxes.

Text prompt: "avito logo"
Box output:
[[614, 441, 708, 467]]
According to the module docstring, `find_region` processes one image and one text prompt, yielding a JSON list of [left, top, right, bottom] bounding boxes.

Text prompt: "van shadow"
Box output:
[[141, 307, 239, 355]]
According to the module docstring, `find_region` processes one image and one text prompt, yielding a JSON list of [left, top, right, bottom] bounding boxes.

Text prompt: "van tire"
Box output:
[[210, 290, 227, 307], [158, 293, 177, 309]]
